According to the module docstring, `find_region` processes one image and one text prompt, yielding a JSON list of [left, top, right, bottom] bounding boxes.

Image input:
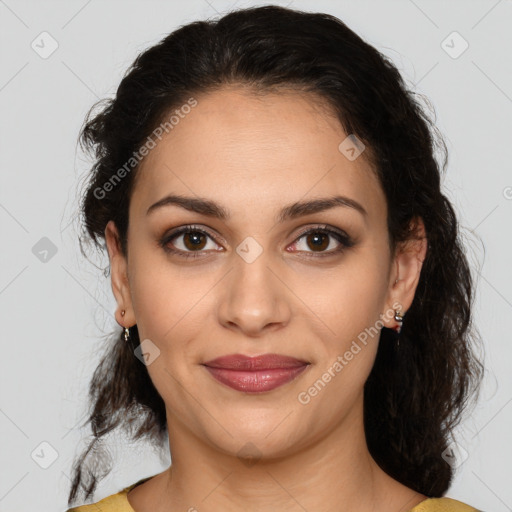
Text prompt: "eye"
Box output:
[[160, 223, 354, 260], [160, 225, 222, 259], [288, 225, 354, 257]]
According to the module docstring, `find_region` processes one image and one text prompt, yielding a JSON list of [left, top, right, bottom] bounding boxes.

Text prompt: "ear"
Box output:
[[105, 220, 135, 328], [381, 217, 428, 329]]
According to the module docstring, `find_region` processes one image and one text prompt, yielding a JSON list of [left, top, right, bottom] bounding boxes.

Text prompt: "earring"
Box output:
[[393, 309, 404, 334], [119, 310, 131, 342]]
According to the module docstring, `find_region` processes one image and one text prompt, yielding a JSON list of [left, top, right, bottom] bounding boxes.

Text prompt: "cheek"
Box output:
[[128, 249, 221, 360], [305, 251, 390, 336], [127, 261, 212, 408], [296, 249, 390, 398], [295, 265, 387, 416]]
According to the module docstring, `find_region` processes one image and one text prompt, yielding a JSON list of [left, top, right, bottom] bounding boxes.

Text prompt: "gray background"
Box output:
[[0, 0, 511, 510]]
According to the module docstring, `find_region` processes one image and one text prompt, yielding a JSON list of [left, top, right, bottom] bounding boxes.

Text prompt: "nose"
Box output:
[[216, 248, 292, 337]]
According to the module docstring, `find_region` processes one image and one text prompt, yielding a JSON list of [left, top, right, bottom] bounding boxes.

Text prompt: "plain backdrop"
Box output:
[[0, 0, 511, 511]]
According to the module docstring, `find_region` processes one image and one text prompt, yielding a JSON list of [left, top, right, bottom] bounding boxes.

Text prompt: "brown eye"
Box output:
[[182, 231, 208, 251], [289, 226, 355, 257], [305, 232, 330, 251], [160, 225, 222, 258]]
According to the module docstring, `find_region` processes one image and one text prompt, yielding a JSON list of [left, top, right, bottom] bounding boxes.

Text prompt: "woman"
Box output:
[[66, 5, 484, 511]]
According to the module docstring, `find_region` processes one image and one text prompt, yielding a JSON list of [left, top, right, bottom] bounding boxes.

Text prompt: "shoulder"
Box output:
[[66, 474, 156, 511], [410, 497, 483, 512], [66, 483, 137, 512]]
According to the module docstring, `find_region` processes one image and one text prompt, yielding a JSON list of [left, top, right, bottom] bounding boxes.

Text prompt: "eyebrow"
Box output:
[[146, 193, 367, 222]]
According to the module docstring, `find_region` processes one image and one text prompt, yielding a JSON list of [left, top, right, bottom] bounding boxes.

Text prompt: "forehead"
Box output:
[[130, 86, 384, 221]]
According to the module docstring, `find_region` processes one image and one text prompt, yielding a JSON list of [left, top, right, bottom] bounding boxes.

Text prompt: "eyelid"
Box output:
[[292, 223, 352, 243]]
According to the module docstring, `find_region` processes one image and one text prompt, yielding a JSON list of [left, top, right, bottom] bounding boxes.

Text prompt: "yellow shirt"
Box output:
[[67, 477, 482, 512]]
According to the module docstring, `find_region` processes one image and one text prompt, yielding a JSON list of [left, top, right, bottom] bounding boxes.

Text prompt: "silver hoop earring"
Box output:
[[124, 326, 131, 342]]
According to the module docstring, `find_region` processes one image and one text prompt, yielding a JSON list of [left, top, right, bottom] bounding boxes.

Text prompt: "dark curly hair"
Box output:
[[67, 4, 484, 506]]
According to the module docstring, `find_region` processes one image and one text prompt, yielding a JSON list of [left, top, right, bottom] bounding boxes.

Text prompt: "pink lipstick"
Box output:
[[202, 353, 310, 393]]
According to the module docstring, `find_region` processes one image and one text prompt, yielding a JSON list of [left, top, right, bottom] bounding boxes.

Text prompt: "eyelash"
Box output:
[[159, 224, 355, 260]]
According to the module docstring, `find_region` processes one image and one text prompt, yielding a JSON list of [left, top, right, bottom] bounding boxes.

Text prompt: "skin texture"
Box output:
[[105, 86, 428, 512]]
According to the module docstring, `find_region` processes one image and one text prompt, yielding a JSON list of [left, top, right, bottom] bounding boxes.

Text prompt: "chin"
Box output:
[[201, 414, 309, 460]]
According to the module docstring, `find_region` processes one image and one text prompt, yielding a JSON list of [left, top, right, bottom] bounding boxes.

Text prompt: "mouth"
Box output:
[[201, 353, 310, 393]]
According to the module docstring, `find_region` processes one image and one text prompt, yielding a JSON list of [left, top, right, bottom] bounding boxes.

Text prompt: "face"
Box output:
[[106, 86, 422, 461]]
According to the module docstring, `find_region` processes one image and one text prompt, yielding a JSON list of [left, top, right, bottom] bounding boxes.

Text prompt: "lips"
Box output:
[[202, 354, 310, 393], [203, 353, 309, 370]]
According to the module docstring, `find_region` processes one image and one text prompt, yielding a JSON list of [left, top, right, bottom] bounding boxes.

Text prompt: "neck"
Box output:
[[134, 398, 426, 512]]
